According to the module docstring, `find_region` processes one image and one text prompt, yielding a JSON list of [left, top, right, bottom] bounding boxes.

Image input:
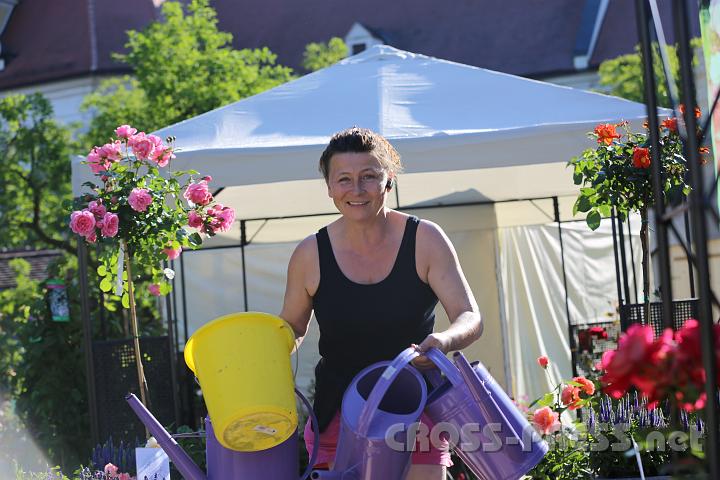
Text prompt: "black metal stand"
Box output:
[[634, 0, 720, 476]]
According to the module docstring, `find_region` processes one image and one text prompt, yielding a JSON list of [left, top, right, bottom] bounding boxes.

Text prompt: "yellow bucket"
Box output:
[[184, 312, 297, 451]]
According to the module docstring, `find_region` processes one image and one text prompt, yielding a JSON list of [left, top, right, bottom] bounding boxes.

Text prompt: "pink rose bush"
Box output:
[[71, 125, 236, 300]]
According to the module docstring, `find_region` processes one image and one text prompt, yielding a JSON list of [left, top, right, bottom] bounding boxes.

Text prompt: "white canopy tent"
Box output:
[[71, 45, 646, 400]]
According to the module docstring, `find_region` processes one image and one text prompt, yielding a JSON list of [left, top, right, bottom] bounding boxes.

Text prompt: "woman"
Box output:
[[280, 127, 482, 480]]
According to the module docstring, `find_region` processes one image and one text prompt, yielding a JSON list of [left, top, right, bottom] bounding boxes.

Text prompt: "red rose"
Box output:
[[633, 147, 651, 169], [594, 123, 622, 145], [661, 117, 678, 132]]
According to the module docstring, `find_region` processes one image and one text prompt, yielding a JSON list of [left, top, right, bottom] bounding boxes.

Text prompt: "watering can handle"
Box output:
[[296, 387, 320, 480], [356, 347, 419, 438], [423, 348, 464, 386]]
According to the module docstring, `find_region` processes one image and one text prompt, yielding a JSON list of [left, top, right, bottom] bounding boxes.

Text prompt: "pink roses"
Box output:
[[184, 176, 236, 236], [128, 188, 153, 212], [87, 140, 123, 174], [532, 406, 560, 435], [184, 178, 213, 206], [70, 200, 119, 241]]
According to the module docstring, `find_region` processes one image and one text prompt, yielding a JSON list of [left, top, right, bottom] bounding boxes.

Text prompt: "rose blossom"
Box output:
[[98, 141, 123, 163], [537, 356, 549, 369], [215, 206, 235, 232], [70, 210, 96, 237], [594, 123, 622, 145], [128, 188, 153, 212], [128, 132, 155, 161], [88, 200, 106, 219], [661, 117, 678, 132], [100, 212, 119, 238], [115, 124, 137, 139], [188, 210, 204, 228], [632, 146, 651, 169], [532, 406, 560, 435], [87, 147, 110, 174], [184, 180, 213, 206], [163, 246, 182, 260], [148, 284, 161, 296], [104, 464, 118, 476], [153, 147, 175, 167], [561, 385, 581, 410], [573, 376, 595, 396]]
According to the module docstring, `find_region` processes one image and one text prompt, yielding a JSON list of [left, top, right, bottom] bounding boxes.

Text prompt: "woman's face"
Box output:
[[326, 152, 391, 221]]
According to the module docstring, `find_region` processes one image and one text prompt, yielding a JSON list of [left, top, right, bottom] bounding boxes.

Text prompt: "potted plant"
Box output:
[[70, 125, 235, 406], [568, 111, 705, 324]]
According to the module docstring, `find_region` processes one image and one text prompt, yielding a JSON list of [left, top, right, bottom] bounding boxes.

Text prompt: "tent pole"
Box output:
[[241, 220, 248, 312], [616, 213, 632, 305], [553, 197, 577, 377], [626, 215, 639, 304], [163, 259, 181, 429]]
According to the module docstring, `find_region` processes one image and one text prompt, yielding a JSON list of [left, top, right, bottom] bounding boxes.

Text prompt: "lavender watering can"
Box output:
[[422, 348, 548, 480], [126, 387, 319, 480], [312, 347, 427, 480]]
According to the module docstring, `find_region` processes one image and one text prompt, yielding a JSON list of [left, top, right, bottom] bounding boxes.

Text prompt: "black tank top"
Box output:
[[311, 215, 438, 432]]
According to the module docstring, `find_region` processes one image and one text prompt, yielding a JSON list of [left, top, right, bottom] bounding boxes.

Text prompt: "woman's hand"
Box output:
[[411, 332, 452, 370]]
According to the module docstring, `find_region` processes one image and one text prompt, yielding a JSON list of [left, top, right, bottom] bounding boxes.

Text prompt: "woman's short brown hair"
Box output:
[[318, 127, 403, 182]]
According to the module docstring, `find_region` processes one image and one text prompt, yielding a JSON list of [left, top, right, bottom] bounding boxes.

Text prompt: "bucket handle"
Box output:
[[356, 347, 421, 438], [423, 347, 464, 386], [296, 387, 320, 480], [453, 351, 524, 448]]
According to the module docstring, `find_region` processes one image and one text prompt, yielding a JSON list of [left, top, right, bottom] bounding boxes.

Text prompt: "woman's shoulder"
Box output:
[[415, 218, 454, 258], [291, 233, 319, 262]]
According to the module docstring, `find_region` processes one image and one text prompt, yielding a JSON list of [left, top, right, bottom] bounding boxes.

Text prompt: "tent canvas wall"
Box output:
[[72, 45, 646, 401]]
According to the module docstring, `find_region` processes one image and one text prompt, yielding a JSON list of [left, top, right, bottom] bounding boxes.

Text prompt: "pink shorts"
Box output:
[[303, 411, 453, 469]]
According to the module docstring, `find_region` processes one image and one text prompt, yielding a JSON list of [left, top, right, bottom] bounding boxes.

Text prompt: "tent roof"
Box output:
[[71, 45, 657, 220]]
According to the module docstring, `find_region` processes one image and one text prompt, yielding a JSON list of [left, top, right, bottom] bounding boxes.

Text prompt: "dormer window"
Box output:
[[0, 0, 18, 71], [344, 22, 384, 57]]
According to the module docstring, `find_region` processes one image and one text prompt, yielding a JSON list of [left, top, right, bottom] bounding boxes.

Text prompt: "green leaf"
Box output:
[[598, 204, 611, 217], [99, 277, 112, 292], [188, 232, 202, 247], [121, 292, 130, 309], [573, 171, 583, 185], [586, 209, 602, 230], [97, 265, 107, 276], [575, 195, 592, 214]]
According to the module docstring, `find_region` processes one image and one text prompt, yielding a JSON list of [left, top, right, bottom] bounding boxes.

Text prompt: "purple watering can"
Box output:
[[126, 387, 319, 480], [312, 347, 427, 480], [422, 348, 548, 480]]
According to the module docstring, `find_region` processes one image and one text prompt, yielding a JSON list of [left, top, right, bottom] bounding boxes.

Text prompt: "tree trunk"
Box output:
[[122, 240, 149, 410]]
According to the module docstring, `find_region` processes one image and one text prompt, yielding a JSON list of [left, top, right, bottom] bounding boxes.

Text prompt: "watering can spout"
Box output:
[[126, 393, 207, 480]]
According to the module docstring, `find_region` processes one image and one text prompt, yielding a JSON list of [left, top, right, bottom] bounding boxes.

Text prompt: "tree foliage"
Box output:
[[81, 0, 294, 148], [0, 94, 76, 253], [0, 257, 89, 470], [597, 39, 702, 108], [302, 37, 348, 72]]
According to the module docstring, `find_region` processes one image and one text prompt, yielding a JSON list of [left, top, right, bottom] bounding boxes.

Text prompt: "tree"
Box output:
[[302, 37, 348, 73], [598, 39, 702, 108], [82, 0, 294, 148], [0, 94, 76, 253]]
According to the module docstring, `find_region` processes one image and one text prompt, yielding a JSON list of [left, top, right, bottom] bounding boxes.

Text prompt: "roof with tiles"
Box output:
[[0, 249, 63, 290], [0, 0, 703, 90], [0, 0, 158, 90]]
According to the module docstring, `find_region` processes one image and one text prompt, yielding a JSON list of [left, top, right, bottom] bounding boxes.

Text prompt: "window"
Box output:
[[352, 43, 366, 55]]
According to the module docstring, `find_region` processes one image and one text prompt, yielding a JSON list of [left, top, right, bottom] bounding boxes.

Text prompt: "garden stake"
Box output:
[[123, 240, 149, 416]]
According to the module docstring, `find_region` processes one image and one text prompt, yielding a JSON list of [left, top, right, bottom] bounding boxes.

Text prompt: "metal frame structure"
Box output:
[[634, 0, 719, 476]]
